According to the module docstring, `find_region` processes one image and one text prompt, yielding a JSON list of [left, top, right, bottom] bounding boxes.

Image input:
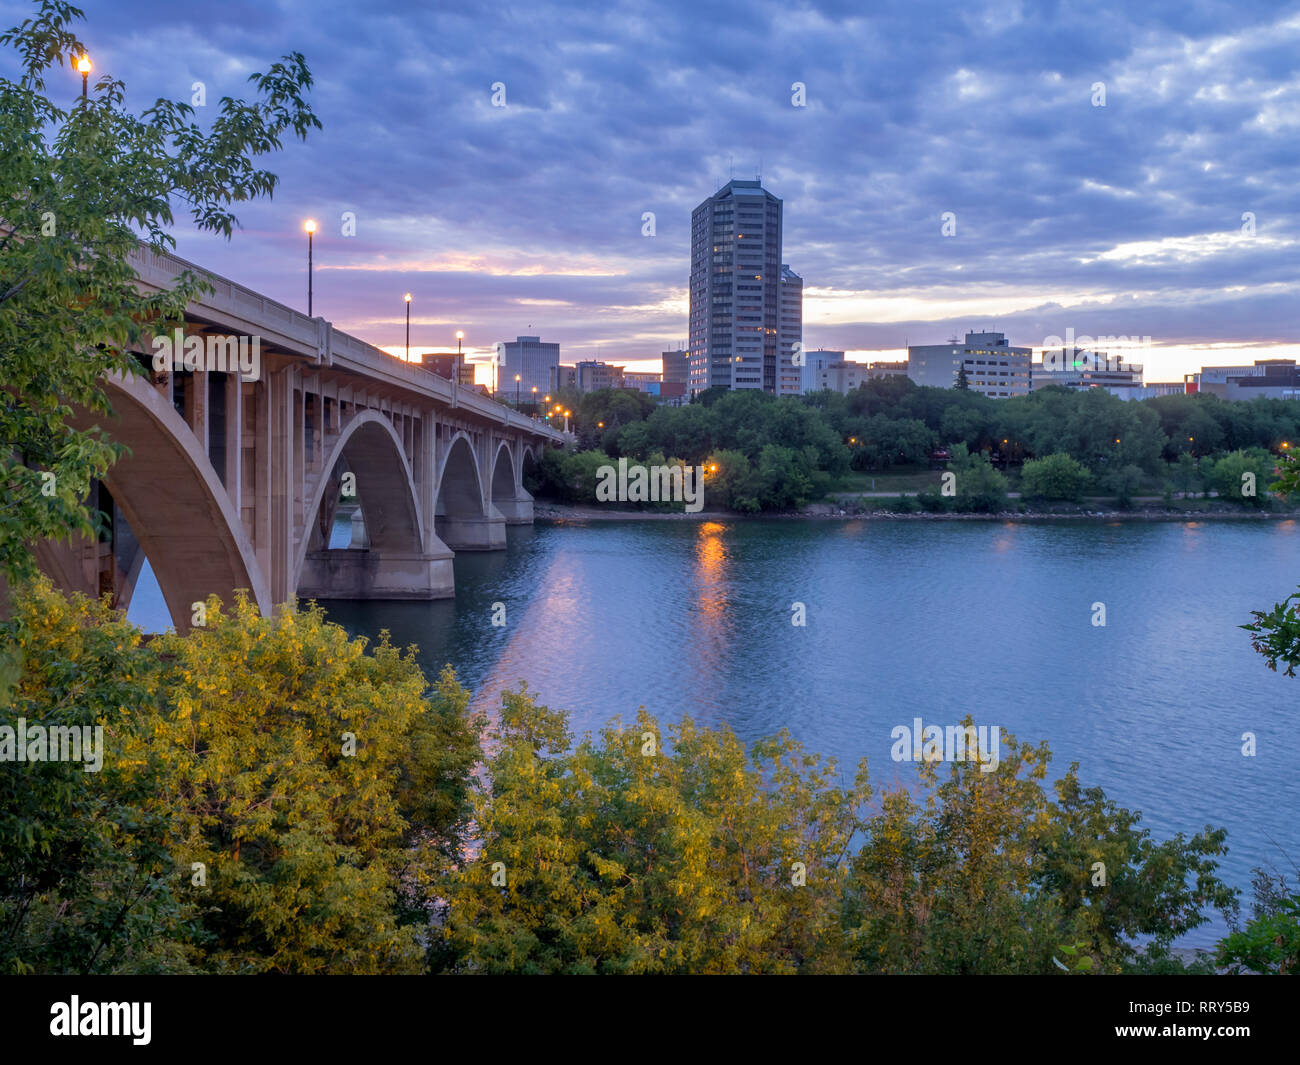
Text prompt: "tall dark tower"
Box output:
[[689, 180, 793, 396]]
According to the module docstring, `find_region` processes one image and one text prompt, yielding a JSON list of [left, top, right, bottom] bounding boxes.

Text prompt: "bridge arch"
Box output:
[[50, 370, 270, 631], [293, 409, 457, 601], [490, 440, 516, 502], [437, 432, 504, 549], [490, 439, 534, 525], [294, 410, 427, 589]]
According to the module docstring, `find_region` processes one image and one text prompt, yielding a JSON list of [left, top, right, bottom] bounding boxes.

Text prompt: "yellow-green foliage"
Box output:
[[442, 691, 867, 973], [1, 579, 480, 974]]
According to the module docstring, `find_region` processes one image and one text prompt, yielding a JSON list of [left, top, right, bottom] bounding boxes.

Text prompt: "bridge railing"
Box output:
[[128, 243, 561, 441]]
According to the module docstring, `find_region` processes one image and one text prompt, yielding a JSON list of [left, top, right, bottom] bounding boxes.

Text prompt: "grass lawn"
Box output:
[[830, 467, 943, 494]]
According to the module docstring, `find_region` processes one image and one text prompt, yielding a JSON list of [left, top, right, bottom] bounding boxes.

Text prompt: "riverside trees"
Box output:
[[543, 378, 1300, 513]]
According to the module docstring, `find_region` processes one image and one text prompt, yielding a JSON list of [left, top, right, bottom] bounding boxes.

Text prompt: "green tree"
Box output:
[[704, 449, 759, 512], [946, 443, 1008, 513], [1, 579, 481, 974], [841, 726, 1236, 974], [1172, 452, 1199, 497], [1242, 452, 1300, 674], [0, 0, 320, 582], [955, 365, 970, 390], [1103, 463, 1145, 509], [1020, 453, 1093, 501], [1206, 448, 1274, 507], [756, 444, 816, 510], [1217, 870, 1300, 975]]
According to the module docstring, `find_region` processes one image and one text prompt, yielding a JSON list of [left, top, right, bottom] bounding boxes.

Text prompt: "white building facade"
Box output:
[[907, 331, 1031, 397]]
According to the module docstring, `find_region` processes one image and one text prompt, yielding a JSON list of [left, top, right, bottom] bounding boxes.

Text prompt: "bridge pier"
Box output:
[[436, 507, 508, 551], [298, 547, 455, 600], [492, 487, 534, 525]]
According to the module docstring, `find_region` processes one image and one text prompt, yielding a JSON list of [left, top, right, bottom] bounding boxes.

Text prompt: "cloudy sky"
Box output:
[[12, 0, 1300, 381]]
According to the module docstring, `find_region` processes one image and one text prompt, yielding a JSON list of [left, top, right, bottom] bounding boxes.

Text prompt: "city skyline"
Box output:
[[18, 0, 1298, 383]]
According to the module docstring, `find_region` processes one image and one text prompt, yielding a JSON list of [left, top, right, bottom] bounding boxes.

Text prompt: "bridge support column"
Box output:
[[438, 504, 507, 550], [493, 487, 534, 525], [298, 547, 455, 600]]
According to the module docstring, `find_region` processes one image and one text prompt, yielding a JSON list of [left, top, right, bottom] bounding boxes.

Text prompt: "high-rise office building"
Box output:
[[499, 335, 559, 396], [778, 265, 803, 396], [688, 180, 797, 396]]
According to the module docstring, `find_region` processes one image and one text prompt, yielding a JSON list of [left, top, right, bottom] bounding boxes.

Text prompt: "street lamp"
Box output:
[[76, 54, 91, 99], [455, 330, 464, 388], [531, 386, 538, 416], [564, 409, 572, 433], [404, 293, 412, 361], [515, 373, 521, 408], [304, 219, 317, 316]]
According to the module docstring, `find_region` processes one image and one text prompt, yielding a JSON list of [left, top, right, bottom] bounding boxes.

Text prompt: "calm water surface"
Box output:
[[134, 516, 1300, 946]]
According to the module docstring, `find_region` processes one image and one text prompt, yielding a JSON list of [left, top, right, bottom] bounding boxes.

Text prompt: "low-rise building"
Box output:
[[622, 371, 662, 392], [550, 360, 626, 393], [908, 331, 1031, 397], [417, 352, 476, 387], [800, 349, 843, 393], [815, 361, 868, 393], [1124, 382, 1188, 401], [662, 348, 689, 387], [867, 360, 909, 378], [1032, 349, 1144, 397], [1193, 359, 1300, 400]]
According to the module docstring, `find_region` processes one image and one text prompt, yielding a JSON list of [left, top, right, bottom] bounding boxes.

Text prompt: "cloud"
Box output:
[[22, 0, 1296, 374]]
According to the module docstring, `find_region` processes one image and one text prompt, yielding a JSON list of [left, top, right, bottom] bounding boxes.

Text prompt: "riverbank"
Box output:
[[533, 500, 1300, 524]]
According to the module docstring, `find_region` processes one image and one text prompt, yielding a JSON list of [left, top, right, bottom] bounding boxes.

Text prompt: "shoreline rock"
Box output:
[[532, 500, 1300, 524]]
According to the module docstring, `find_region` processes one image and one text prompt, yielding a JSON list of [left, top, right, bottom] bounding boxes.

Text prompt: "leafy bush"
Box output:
[[1217, 870, 1300, 974], [1207, 448, 1275, 507], [1020, 453, 1093, 501], [946, 444, 1009, 512]]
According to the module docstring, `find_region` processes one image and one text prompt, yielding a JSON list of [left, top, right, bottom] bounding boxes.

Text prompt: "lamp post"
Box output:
[[455, 331, 464, 388], [515, 373, 521, 408], [404, 293, 412, 361], [76, 54, 91, 99], [531, 386, 537, 416], [304, 219, 317, 316]]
